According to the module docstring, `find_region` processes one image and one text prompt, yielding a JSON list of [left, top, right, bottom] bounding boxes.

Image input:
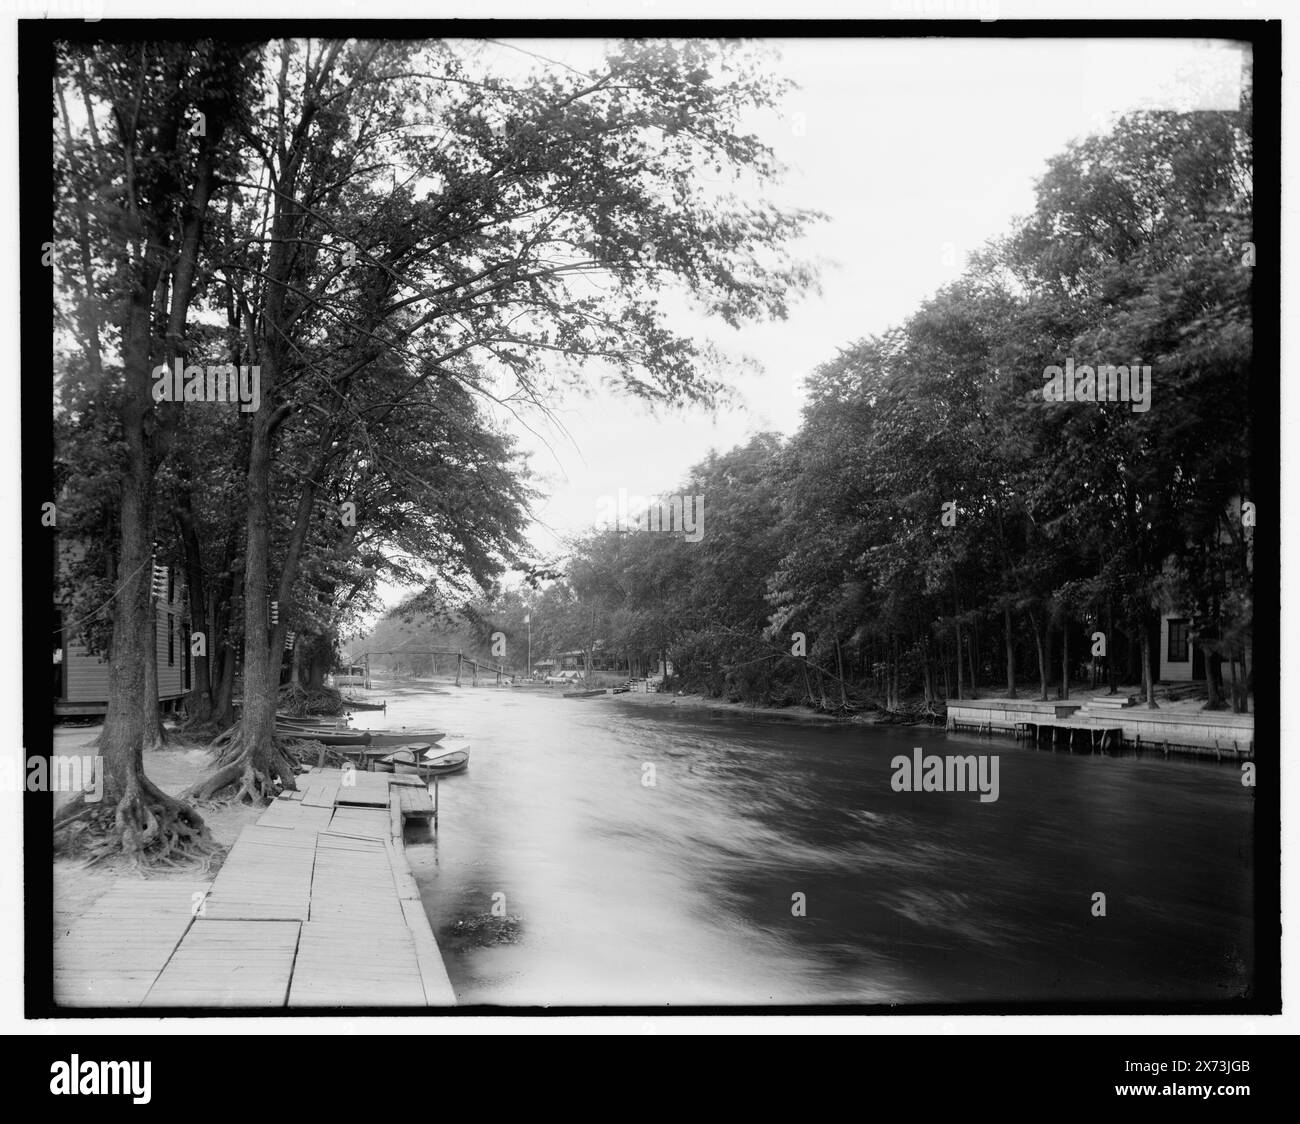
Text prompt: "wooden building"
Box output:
[[54, 563, 192, 717]]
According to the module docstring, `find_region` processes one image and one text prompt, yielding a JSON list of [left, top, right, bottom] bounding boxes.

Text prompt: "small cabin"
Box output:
[[332, 663, 370, 688], [1159, 612, 1205, 683], [54, 563, 192, 716]]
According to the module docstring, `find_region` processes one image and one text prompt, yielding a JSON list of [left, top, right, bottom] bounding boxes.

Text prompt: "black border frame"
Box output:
[[21, 15, 1281, 1019]]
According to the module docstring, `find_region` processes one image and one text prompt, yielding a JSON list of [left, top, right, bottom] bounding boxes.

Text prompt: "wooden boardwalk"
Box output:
[[54, 768, 455, 1009]]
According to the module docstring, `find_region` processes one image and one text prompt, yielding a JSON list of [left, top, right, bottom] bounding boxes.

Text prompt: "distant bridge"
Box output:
[[344, 648, 511, 687]]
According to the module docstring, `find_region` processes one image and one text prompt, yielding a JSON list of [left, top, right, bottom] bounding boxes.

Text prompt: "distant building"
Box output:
[[1157, 495, 1251, 684], [555, 642, 626, 673], [1158, 613, 1204, 683]]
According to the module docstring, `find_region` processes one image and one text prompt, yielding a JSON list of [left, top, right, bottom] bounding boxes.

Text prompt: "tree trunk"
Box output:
[[1060, 617, 1069, 700], [141, 610, 167, 749], [1029, 609, 1048, 700], [1003, 603, 1016, 698], [58, 287, 207, 861], [1229, 650, 1243, 713], [920, 634, 935, 706], [1140, 622, 1158, 708], [1205, 643, 1225, 710], [176, 485, 214, 727], [212, 643, 237, 729], [1106, 601, 1118, 694], [951, 569, 964, 701], [187, 411, 295, 802]]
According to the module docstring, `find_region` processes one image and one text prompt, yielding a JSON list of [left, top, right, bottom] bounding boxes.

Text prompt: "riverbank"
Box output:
[[52, 726, 264, 939], [606, 689, 885, 725]]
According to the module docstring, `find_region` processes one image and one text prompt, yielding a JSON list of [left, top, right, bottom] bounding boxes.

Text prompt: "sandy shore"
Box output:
[[52, 725, 262, 933]]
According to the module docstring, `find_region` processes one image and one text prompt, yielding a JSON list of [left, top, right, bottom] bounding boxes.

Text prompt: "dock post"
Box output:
[[433, 777, 439, 833]]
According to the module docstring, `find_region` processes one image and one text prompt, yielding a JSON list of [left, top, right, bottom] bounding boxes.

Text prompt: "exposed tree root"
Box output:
[[278, 682, 347, 717], [184, 730, 299, 804], [54, 770, 217, 868]]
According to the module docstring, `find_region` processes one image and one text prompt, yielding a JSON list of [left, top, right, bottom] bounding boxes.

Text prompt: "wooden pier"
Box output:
[[947, 697, 1254, 760], [1014, 718, 1124, 753], [54, 767, 454, 1008]]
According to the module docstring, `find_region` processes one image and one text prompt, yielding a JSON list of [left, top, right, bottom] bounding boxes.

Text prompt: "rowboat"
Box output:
[[364, 729, 446, 747], [562, 689, 606, 699], [275, 716, 353, 732], [341, 697, 388, 711], [373, 742, 470, 778], [276, 727, 368, 746], [276, 725, 446, 747]]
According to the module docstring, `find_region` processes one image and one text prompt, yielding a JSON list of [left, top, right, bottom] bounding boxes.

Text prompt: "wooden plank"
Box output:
[[397, 785, 435, 820], [200, 825, 316, 921], [54, 880, 208, 1008], [400, 899, 457, 1006], [288, 920, 425, 1007], [327, 806, 391, 840], [143, 920, 300, 1008]]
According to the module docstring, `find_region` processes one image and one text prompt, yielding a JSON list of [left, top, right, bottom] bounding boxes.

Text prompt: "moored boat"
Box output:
[[373, 742, 470, 777], [276, 727, 369, 746], [341, 697, 388, 711], [365, 729, 446, 747], [276, 724, 446, 747]]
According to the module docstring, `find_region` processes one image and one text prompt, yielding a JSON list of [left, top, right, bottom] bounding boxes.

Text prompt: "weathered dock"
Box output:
[[947, 697, 1254, 760], [54, 767, 454, 1008], [1013, 718, 1124, 753]]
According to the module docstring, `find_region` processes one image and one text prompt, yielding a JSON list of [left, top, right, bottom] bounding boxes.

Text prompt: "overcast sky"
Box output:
[[483, 37, 1246, 564]]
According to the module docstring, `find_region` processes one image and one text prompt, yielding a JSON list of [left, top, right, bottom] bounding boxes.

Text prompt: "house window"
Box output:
[[1167, 618, 1191, 663], [167, 613, 175, 666], [182, 620, 191, 690], [167, 568, 174, 604]]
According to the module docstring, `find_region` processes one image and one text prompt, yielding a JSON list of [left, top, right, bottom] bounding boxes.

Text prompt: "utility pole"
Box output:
[[525, 613, 531, 679]]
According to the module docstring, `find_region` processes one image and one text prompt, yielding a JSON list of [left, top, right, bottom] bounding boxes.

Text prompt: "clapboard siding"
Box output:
[[60, 566, 189, 704]]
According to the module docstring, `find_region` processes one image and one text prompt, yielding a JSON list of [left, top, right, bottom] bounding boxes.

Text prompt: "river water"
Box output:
[[368, 682, 1253, 1007]]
